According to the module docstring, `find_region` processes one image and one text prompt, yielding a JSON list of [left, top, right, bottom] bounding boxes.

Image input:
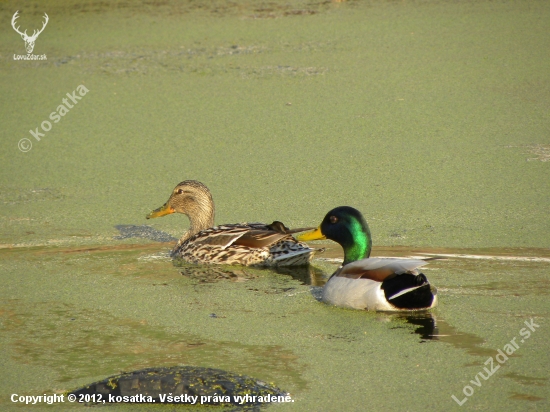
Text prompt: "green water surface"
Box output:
[[0, 0, 549, 410]]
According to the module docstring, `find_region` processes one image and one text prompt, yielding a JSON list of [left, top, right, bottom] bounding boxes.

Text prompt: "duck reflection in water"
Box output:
[[393, 312, 440, 341], [176, 262, 326, 286], [389, 313, 494, 357]]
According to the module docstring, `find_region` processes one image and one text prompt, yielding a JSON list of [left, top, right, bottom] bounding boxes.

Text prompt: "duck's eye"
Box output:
[[176, 189, 184, 195], [329, 216, 338, 224]]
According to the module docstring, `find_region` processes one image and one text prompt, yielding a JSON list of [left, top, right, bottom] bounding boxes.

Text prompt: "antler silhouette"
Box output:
[[32, 13, 49, 39], [11, 11, 26, 37], [11, 11, 49, 54]]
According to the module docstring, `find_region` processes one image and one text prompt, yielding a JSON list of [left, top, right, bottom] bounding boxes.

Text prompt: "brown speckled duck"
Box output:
[[147, 180, 314, 266]]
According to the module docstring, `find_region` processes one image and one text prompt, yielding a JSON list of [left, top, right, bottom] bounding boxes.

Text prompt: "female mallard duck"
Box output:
[[297, 206, 437, 311], [146, 180, 314, 266]]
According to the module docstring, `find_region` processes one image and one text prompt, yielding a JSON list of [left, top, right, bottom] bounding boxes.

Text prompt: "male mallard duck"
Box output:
[[146, 180, 314, 266], [297, 206, 437, 311]]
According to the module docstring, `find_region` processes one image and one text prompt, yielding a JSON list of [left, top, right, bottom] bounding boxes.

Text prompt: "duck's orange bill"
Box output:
[[146, 204, 175, 219], [296, 226, 326, 241]]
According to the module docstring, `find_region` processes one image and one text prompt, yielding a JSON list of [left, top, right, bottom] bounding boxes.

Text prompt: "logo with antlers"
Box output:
[[11, 11, 49, 54]]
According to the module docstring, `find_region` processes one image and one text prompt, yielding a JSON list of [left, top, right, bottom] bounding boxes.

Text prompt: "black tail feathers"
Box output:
[[381, 273, 435, 310]]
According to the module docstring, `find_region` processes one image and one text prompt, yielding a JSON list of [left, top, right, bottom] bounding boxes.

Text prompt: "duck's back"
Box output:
[[174, 223, 313, 266]]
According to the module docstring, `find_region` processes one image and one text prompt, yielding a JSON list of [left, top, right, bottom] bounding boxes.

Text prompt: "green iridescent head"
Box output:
[[297, 206, 372, 264]]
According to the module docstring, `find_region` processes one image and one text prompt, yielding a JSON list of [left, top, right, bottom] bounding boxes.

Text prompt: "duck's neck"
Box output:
[[341, 218, 372, 265], [177, 198, 215, 247]]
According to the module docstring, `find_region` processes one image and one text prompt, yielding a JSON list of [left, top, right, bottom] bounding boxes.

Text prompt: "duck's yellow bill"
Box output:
[[146, 204, 175, 219], [296, 226, 326, 241]]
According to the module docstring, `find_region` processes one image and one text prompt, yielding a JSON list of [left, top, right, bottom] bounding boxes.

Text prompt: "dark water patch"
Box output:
[[0, 243, 171, 257], [179, 264, 258, 283], [46, 51, 329, 77], [428, 322, 497, 358], [389, 313, 495, 357], [0, 0, 355, 18], [395, 313, 439, 341], [0, 300, 306, 391], [176, 262, 327, 286], [504, 372, 548, 387], [114, 224, 177, 242], [509, 392, 545, 402], [0, 187, 64, 204], [269, 265, 327, 286], [458, 279, 550, 297], [29, 42, 332, 76]]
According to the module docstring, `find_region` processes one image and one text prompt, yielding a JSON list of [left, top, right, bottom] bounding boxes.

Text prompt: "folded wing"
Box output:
[[336, 258, 428, 282], [190, 223, 310, 250]]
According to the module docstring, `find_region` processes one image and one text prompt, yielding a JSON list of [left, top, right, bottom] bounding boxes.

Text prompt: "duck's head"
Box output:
[[146, 180, 215, 230], [297, 206, 372, 265]]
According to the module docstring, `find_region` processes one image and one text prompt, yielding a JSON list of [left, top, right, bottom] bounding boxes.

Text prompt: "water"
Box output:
[[1, 240, 548, 410], [1, 0, 549, 410]]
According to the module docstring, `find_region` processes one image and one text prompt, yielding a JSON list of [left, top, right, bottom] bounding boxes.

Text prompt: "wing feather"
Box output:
[[185, 222, 310, 252], [189, 226, 249, 249], [337, 258, 428, 282], [234, 231, 290, 248]]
